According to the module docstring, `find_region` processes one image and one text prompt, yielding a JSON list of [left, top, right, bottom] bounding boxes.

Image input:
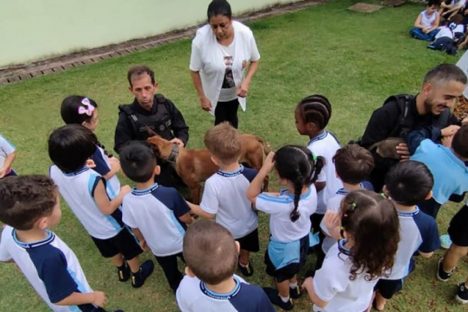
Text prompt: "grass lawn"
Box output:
[[0, 0, 466, 311]]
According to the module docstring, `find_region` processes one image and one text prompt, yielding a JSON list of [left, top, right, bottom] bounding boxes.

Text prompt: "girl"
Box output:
[[247, 145, 323, 310], [295, 94, 343, 270], [48, 124, 154, 288], [302, 190, 400, 312], [61, 95, 121, 195]]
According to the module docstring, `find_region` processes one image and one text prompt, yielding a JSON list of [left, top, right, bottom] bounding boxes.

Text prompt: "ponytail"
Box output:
[[290, 175, 302, 222], [309, 156, 325, 184]]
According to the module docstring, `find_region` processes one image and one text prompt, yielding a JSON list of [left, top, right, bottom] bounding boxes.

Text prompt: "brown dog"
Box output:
[[147, 134, 269, 203]]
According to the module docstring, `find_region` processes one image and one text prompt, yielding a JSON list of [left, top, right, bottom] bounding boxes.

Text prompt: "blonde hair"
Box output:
[[204, 122, 241, 164]]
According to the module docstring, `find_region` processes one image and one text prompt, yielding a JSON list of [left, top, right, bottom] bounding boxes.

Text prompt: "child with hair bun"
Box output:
[[302, 190, 400, 312], [247, 145, 323, 310], [61, 95, 121, 194]]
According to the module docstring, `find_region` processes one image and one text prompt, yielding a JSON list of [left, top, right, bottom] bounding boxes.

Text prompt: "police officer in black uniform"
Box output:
[[114, 65, 189, 187]]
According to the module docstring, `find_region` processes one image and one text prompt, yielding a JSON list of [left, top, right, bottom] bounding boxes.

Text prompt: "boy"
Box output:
[[373, 161, 440, 311], [176, 220, 274, 312], [188, 122, 259, 276], [320, 144, 375, 259], [410, 0, 440, 41], [0, 175, 109, 311], [119, 141, 192, 293], [48, 125, 153, 288], [410, 124, 468, 218], [436, 198, 468, 305]]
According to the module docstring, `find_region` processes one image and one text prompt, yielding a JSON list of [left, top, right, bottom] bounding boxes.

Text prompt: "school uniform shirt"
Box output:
[[121, 183, 189, 257], [411, 139, 468, 205], [0, 226, 94, 312], [385, 208, 439, 280], [0, 133, 15, 172], [200, 165, 258, 239], [434, 26, 453, 40], [307, 131, 343, 214], [50, 166, 124, 239], [91, 145, 120, 198], [313, 240, 378, 312], [190, 20, 260, 114], [176, 274, 275, 312], [256, 186, 317, 242]]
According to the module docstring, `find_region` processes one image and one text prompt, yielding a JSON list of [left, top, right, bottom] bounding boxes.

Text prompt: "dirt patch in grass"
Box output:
[[348, 2, 384, 13]]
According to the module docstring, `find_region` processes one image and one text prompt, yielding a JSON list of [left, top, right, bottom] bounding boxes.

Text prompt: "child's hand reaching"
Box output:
[[92, 291, 108, 307], [260, 152, 275, 175], [120, 185, 132, 197], [324, 210, 341, 240]]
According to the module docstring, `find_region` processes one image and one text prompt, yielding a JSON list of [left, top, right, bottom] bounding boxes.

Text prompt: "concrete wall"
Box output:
[[0, 0, 300, 67]]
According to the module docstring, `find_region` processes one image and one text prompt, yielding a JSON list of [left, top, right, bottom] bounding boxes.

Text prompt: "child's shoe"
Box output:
[[289, 284, 302, 299], [263, 287, 294, 311], [456, 283, 468, 304], [436, 258, 453, 282], [238, 261, 254, 277], [131, 260, 154, 288], [117, 262, 130, 282]]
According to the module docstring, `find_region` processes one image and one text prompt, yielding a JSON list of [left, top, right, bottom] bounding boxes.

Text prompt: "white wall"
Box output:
[[0, 0, 301, 67]]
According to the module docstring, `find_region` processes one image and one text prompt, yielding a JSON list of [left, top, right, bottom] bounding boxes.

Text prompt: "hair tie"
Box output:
[[78, 98, 95, 116]]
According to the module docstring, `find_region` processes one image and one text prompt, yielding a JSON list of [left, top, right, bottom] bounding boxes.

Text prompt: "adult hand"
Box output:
[[237, 81, 249, 98], [396, 143, 410, 161], [441, 125, 460, 137], [92, 291, 108, 307], [170, 138, 185, 147], [199, 96, 212, 112]]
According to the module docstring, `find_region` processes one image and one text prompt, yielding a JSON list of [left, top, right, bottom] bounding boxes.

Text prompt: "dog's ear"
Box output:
[[146, 137, 161, 156]]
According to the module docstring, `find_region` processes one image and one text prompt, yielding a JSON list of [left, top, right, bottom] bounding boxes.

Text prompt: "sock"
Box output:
[[279, 295, 290, 303], [289, 282, 298, 289]]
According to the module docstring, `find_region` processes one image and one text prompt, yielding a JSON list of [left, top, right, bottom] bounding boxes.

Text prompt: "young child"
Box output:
[[436, 197, 468, 304], [188, 122, 259, 276], [0, 175, 109, 311], [246, 145, 323, 310], [61, 95, 121, 194], [319, 144, 374, 259], [440, 0, 466, 20], [409, 0, 440, 41], [302, 190, 400, 312], [0, 133, 17, 178], [427, 20, 458, 55], [410, 124, 468, 218], [176, 220, 275, 312], [119, 141, 192, 292], [374, 161, 440, 311], [48, 124, 154, 288]]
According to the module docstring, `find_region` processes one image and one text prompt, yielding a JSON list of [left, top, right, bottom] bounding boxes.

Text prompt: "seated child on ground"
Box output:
[[319, 144, 374, 259], [302, 190, 400, 312], [410, 124, 468, 218], [410, 0, 441, 41], [0, 175, 109, 312], [440, 0, 466, 20], [48, 124, 154, 288], [188, 122, 259, 277], [176, 220, 274, 312], [428, 20, 459, 55], [119, 141, 192, 292], [60, 95, 121, 192], [246, 146, 323, 310], [374, 161, 440, 311], [0, 133, 17, 178]]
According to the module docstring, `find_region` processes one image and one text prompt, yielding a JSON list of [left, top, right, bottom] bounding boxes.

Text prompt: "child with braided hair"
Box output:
[[247, 145, 323, 310]]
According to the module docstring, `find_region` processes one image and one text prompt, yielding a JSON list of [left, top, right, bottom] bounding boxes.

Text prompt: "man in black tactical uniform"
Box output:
[[114, 65, 189, 187]]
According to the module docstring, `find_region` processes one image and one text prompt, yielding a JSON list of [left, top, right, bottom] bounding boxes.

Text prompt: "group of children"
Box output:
[[0, 90, 467, 312]]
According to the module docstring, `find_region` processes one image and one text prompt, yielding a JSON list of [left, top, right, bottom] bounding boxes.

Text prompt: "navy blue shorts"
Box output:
[[236, 228, 260, 252], [91, 227, 142, 260]]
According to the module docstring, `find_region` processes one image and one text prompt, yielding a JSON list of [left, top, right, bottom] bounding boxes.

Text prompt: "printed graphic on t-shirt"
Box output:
[[222, 56, 235, 89]]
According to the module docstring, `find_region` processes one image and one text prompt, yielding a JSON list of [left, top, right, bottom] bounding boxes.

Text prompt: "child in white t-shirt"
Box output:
[[409, 0, 440, 41], [0, 133, 17, 178]]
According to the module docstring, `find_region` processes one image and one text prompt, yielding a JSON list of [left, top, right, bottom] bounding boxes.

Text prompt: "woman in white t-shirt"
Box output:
[[189, 0, 260, 128], [409, 0, 440, 41]]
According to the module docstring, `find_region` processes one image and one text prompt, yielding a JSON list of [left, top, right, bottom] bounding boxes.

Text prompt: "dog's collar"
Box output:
[[167, 143, 180, 164]]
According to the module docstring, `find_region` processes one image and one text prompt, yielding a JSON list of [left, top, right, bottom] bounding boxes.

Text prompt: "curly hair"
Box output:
[[340, 190, 399, 281]]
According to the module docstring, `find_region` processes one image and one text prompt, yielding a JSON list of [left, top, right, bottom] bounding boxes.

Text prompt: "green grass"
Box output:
[[0, 1, 466, 311]]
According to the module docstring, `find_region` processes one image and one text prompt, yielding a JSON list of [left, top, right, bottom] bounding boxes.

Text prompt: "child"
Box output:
[[0, 175, 109, 311], [427, 20, 458, 55], [247, 145, 323, 310], [119, 141, 192, 292], [61, 95, 121, 194], [319, 144, 374, 258], [436, 198, 468, 305], [410, 0, 441, 41], [410, 124, 468, 218], [0, 133, 17, 178], [440, 0, 466, 20], [48, 124, 154, 288], [188, 122, 259, 276], [302, 190, 400, 312], [176, 220, 274, 312], [374, 161, 440, 311]]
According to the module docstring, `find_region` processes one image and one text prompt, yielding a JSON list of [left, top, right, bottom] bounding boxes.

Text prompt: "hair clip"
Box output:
[[78, 98, 95, 116], [348, 201, 357, 211]]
